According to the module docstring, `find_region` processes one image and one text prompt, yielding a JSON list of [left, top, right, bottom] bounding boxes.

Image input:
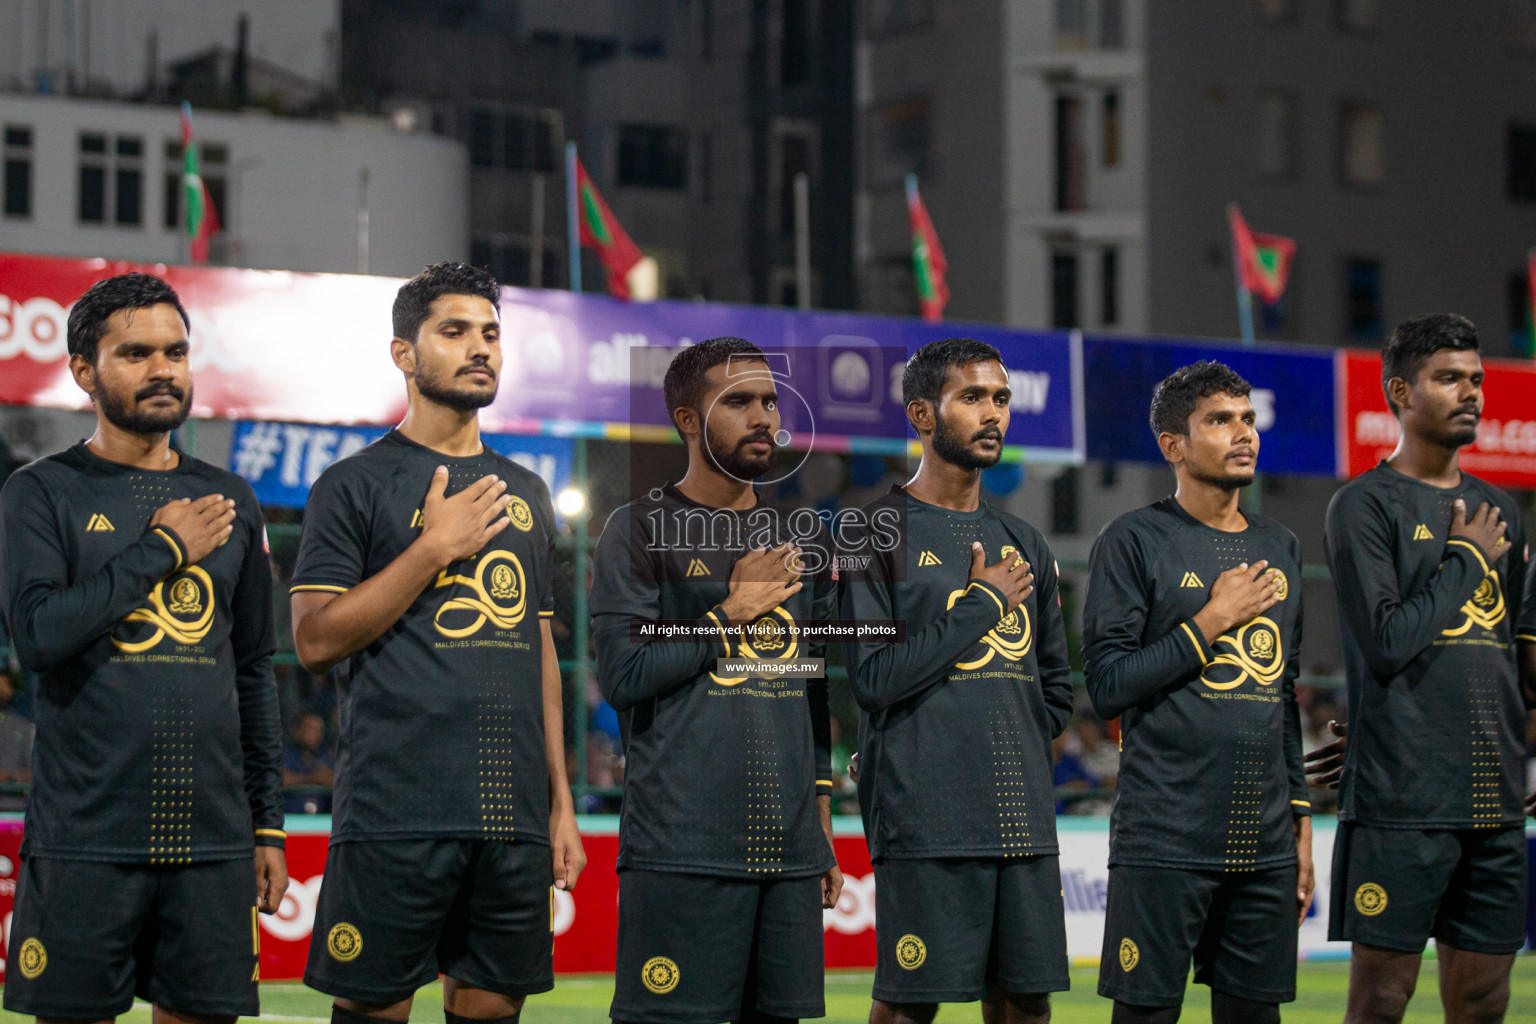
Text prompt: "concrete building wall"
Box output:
[[1145, 1, 1536, 352], [856, 1, 1007, 322], [0, 94, 468, 277]]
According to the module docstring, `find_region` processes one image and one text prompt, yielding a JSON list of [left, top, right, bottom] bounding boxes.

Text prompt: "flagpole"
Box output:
[[565, 141, 581, 293], [1226, 203, 1256, 348]]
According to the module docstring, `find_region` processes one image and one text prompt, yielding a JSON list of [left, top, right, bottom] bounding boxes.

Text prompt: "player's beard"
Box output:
[[704, 422, 776, 481], [415, 359, 498, 411], [932, 414, 1002, 471], [1443, 404, 1480, 449], [96, 380, 192, 434], [1187, 459, 1254, 492]]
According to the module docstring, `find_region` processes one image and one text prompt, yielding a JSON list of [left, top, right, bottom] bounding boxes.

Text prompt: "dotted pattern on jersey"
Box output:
[[1221, 722, 1267, 869], [989, 699, 1034, 850], [744, 700, 786, 872], [127, 473, 177, 533], [150, 690, 195, 864], [1467, 672, 1504, 826]]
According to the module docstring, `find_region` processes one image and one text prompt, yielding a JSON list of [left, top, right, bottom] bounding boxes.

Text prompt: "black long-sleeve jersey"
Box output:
[[840, 487, 1073, 860], [291, 430, 555, 845], [0, 443, 283, 863], [1084, 498, 1307, 871], [589, 485, 836, 879], [1325, 463, 1528, 829]]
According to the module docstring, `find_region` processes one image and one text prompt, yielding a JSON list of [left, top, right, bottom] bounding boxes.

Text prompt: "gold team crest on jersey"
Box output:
[[433, 550, 528, 637], [112, 567, 216, 653], [1200, 616, 1284, 691], [709, 606, 798, 685], [1441, 571, 1504, 637]]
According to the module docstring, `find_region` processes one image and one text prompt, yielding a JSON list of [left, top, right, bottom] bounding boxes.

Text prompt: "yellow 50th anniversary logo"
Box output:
[[709, 606, 799, 685], [112, 567, 216, 653], [1200, 616, 1284, 691], [1442, 571, 1504, 637], [433, 550, 529, 638]]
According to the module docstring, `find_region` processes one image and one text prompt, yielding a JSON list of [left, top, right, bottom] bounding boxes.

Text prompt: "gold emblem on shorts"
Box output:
[[1119, 938, 1139, 972], [895, 934, 927, 970], [1354, 883, 1388, 917], [508, 495, 534, 532], [18, 937, 46, 979], [642, 956, 680, 994], [327, 922, 363, 962]]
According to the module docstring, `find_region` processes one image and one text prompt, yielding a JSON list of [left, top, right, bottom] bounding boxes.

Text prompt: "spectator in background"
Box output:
[[1052, 729, 1098, 815], [0, 670, 33, 812], [1075, 712, 1119, 791], [282, 711, 334, 814]]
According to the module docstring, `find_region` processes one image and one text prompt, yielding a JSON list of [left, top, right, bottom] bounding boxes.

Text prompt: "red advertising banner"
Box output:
[[1338, 349, 1536, 488], [0, 819, 878, 982]]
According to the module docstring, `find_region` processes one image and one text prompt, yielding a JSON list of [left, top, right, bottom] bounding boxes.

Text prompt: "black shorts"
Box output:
[[2, 856, 259, 1018], [1097, 864, 1298, 1007], [1328, 823, 1528, 955], [611, 869, 825, 1024], [305, 837, 554, 1003], [872, 856, 1069, 1004]]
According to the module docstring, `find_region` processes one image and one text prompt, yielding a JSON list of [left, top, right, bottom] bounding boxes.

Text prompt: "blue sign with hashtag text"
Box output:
[[229, 421, 574, 509]]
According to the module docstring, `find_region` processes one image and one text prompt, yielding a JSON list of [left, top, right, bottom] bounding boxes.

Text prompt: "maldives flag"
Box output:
[[1227, 205, 1295, 305], [574, 156, 644, 300], [906, 174, 949, 322], [181, 103, 219, 264]]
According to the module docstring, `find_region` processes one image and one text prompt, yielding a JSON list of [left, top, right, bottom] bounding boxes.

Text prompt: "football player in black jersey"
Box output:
[[1084, 362, 1309, 1024], [291, 263, 584, 1023], [590, 337, 841, 1024], [841, 339, 1073, 1024], [1316, 315, 1527, 1024], [0, 274, 286, 1019]]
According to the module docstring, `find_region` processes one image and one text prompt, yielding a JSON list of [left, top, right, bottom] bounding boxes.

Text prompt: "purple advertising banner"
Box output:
[[490, 289, 1083, 462]]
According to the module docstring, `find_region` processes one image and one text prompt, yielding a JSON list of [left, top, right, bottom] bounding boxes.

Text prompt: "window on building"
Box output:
[[114, 136, 143, 226], [1102, 91, 1121, 167], [1507, 124, 1536, 202], [1055, 95, 1086, 210], [617, 125, 689, 189], [1345, 257, 1383, 341], [1101, 0, 1126, 47], [1055, 0, 1088, 49], [868, 98, 928, 186], [1339, 102, 1384, 187], [1101, 247, 1119, 326], [781, 0, 812, 88], [78, 133, 107, 223], [78, 132, 147, 226], [1335, 0, 1379, 33], [866, 0, 932, 33], [472, 234, 558, 289], [1257, 90, 1297, 178], [164, 141, 228, 232], [3, 126, 32, 218], [1052, 250, 1080, 328], [1509, 272, 1534, 355], [1256, 0, 1296, 22], [468, 107, 560, 172]]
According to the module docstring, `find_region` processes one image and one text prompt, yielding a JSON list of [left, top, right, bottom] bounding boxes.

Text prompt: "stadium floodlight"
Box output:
[[556, 486, 587, 518]]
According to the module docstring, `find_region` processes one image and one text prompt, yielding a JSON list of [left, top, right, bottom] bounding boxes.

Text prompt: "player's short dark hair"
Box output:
[[1149, 360, 1252, 436], [662, 336, 767, 439], [66, 273, 190, 364], [392, 261, 501, 342], [902, 338, 1004, 407], [1381, 313, 1480, 412]]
